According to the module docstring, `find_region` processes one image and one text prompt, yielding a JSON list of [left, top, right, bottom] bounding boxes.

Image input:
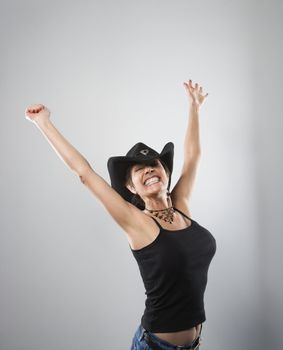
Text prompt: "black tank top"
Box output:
[[129, 207, 217, 332]]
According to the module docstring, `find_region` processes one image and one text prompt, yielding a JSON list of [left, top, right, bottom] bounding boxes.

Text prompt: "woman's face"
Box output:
[[127, 158, 169, 197]]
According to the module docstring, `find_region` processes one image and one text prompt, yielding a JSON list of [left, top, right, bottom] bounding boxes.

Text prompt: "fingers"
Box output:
[[183, 79, 193, 89], [183, 80, 208, 96], [25, 104, 45, 114]]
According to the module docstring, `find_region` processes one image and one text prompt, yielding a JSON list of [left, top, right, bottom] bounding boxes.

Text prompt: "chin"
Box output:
[[146, 185, 166, 195]]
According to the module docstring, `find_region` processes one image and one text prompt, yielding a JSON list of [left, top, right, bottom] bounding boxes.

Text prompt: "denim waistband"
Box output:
[[135, 323, 203, 350]]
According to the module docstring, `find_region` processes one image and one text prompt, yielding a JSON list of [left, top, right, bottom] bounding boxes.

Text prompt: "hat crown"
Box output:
[[126, 142, 159, 160]]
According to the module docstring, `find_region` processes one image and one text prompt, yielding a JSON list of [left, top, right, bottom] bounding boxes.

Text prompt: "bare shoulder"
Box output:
[[79, 167, 159, 250], [124, 204, 160, 250]]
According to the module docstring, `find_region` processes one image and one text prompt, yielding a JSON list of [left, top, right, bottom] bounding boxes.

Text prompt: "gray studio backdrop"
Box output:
[[0, 0, 282, 349]]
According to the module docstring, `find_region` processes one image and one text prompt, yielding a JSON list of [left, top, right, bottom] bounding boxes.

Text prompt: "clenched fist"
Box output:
[[25, 104, 50, 123]]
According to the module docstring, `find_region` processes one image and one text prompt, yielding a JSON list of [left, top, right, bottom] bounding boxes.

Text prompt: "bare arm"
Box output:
[[33, 113, 90, 176], [171, 80, 208, 213], [24, 104, 140, 231], [182, 79, 207, 159]]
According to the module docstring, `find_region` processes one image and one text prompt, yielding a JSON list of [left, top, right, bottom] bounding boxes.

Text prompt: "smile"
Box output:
[[144, 176, 160, 186]]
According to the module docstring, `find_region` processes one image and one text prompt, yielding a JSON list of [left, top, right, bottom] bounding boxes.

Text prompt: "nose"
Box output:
[[145, 166, 154, 174]]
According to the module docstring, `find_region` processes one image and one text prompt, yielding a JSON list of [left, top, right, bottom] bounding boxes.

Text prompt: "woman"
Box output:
[[25, 80, 216, 350]]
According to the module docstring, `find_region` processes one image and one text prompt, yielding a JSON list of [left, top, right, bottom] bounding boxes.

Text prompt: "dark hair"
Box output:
[[124, 158, 171, 209]]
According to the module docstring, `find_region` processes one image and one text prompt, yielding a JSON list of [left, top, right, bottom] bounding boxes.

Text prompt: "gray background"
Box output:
[[0, 0, 282, 349]]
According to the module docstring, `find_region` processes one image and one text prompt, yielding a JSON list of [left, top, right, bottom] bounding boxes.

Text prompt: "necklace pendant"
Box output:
[[146, 206, 175, 224]]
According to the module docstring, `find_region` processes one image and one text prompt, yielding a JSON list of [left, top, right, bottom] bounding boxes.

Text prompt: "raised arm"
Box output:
[[171, 80, 208, 212], [24, 104, 138, 232]]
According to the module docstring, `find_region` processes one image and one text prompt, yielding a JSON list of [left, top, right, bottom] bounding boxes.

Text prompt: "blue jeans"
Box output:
[[130, 323, 203, 350]]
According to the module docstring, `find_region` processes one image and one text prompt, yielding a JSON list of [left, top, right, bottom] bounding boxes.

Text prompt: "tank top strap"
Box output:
[[149, 216, 164, 230], [173, 207, 192, 220]]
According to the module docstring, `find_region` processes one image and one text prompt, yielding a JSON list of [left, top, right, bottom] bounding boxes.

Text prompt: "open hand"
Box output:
[[25, 104, 50, 123], [183, 79, 208, 108]]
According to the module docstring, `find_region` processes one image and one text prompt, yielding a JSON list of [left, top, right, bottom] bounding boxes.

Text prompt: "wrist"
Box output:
[[34, 116, 51, 129], [189, 101, 200, 111]]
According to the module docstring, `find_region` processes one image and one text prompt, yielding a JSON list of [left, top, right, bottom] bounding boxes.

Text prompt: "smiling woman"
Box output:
[[106, 142, 216, 349], [24, 79, 216, 350], [124, 158, 171, 209]]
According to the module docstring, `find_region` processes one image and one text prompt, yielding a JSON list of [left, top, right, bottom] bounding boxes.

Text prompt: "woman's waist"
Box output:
[[152, 323, 202, 347]]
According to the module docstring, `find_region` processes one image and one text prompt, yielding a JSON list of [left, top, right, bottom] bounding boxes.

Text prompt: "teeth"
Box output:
[[145, 176, 160, 186]]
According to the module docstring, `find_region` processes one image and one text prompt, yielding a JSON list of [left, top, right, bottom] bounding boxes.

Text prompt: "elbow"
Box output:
[[79, 174, 86, 184], [192, 150, 201, 158], [78, 164, 97, 185], [186, 151, 201, 160], [77, 166, 91, 184]]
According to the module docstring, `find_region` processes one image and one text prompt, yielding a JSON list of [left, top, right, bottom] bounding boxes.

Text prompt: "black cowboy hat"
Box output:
[[107, 142, 174, 209]]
